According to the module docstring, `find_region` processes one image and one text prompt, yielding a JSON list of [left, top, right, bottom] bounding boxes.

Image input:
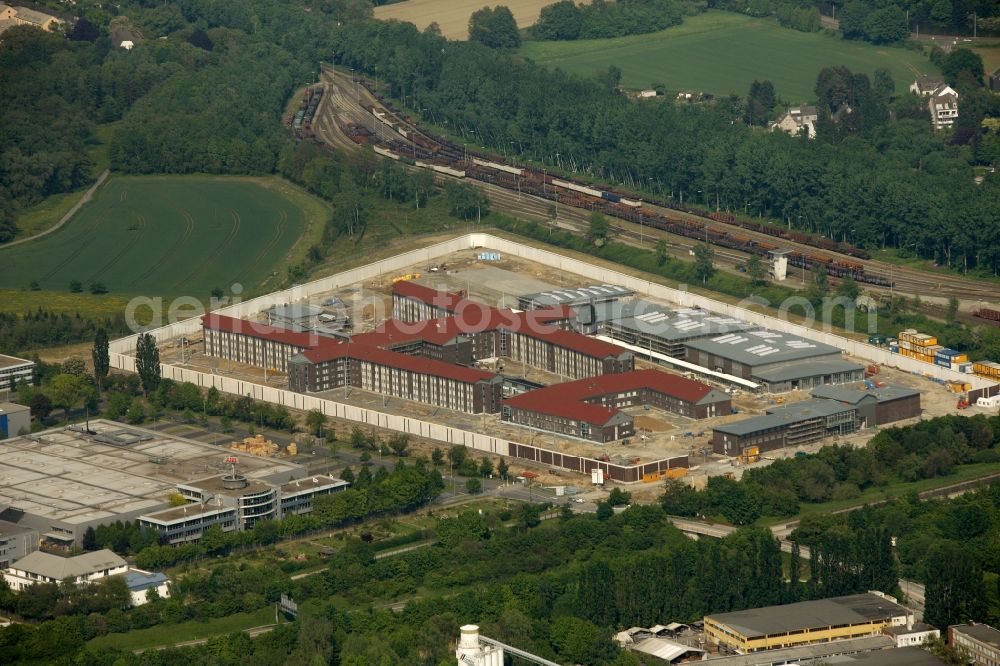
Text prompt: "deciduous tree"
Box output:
[[135, 333, 161, 396]]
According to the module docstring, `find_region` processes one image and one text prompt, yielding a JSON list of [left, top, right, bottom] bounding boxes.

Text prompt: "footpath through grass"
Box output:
[[519, 11, 936, 101], [87, 606, 277, 652]]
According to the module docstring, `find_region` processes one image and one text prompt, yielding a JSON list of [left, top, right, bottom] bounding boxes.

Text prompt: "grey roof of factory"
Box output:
[[713, 399, 855, 437], [699, 636, 895, 666], [686, 329, 844, 366], [519, 284, 633, 307], [9, 549, 125, 580], [753, 359, 865, 382], [823, 646, 948, 665], [765, 398, 856, 419], [605, 301, 754, 340], [951, 623, 1000, 648], [706, 593, 909, 639], [0, 402, 29, 416], [811, 384, 921, 404]]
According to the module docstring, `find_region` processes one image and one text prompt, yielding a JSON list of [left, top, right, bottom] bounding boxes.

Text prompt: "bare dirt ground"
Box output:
[[373, 0, 587, 40], [633, 415, 673, 432]]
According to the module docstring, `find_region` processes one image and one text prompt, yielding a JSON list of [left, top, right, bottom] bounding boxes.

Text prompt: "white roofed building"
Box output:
[[3, 549, 126, 590]]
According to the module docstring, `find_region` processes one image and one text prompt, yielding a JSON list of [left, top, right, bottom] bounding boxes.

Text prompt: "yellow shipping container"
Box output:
[[664, 468, 687, 479], [973, 361, 1000, 378]]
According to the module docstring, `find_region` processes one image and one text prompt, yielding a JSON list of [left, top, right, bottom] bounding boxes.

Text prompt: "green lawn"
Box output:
[[0, 175, 327, 298], [86, 606, 277, 652], [971, 42, 1000, 74], [519, 11, 937, 101]]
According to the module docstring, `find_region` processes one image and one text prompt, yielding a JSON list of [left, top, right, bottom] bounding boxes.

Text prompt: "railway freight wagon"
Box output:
[[352, 83, 903, 291]]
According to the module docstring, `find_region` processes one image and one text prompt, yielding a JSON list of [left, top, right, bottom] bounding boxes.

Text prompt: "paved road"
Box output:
[[1, 169, 109, 250]]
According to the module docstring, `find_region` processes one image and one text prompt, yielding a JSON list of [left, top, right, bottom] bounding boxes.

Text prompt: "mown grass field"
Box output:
[[971, 42, 1000, 74], [86, 607, 277, 652], [0, 176, 327, 300], [519, 12, 937, 101]]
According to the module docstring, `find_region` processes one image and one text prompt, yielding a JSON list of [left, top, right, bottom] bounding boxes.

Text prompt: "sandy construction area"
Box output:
[[374, 0, 572, 40]]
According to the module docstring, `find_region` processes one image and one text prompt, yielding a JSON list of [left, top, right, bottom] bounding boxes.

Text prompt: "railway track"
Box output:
[[311, 68, 999, 306]]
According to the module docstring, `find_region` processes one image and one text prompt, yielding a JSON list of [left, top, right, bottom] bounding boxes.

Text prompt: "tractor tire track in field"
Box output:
[[39, 212, 113, 282], [89, 215, 148, 283], [174, 209, 241, 290], [240, 209, 286, 282], [132, 209, 195, 286]]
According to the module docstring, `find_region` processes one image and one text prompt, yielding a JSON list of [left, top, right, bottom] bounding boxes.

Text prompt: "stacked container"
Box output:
[[934, 348, 969, 371], [973, 361, 1000, 380], [897, 329, 938, 364]]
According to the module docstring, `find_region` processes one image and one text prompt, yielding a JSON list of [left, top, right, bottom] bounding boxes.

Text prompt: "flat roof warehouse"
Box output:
[[0, 421, 303, 543]]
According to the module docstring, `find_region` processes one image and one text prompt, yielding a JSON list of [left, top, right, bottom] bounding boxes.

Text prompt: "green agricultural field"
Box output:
[[520, 12, 937, 101], [0, 176, 327, 299]]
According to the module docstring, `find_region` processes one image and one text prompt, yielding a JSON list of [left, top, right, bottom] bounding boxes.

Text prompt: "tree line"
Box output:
[[791, 481, 1000, 627], [661, 413, 1000, 524], [533, 0, 685, 41]]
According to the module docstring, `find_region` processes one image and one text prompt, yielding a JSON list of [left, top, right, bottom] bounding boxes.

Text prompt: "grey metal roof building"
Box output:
[[811, 384, 922, 427], [6, 549, 126, 582], [712, 398, 859, 455], [517, 284, 634, 311], [700, 640, 943, 665], [685, 330, 864, 392], [698, 636, 895, 666], [948, 623, 1000, 666], [602, 301, 754, 357], [704, 593, 912, 654]]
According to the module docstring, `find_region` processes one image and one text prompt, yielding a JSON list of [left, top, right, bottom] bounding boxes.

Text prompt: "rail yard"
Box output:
[[296, 67, 1000, 307]]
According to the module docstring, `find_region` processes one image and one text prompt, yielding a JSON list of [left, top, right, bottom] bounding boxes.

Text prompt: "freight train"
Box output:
[[350, 83, 893, 288], [292, 87, 324, 138]]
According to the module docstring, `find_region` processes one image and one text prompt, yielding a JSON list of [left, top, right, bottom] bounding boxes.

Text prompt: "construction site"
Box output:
[[149, 247, 978, 484]]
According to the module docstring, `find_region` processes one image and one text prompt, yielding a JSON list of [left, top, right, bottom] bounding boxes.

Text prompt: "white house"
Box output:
[[120, 39, 134, 50], [2, 549, 127, 590], [928, 84, 959, 130], [884, 621, 940, 647], [124, 570, 170, 606]]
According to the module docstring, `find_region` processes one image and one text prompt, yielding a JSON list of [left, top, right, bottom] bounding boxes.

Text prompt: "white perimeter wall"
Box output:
[[109, 233, 996, 460]]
